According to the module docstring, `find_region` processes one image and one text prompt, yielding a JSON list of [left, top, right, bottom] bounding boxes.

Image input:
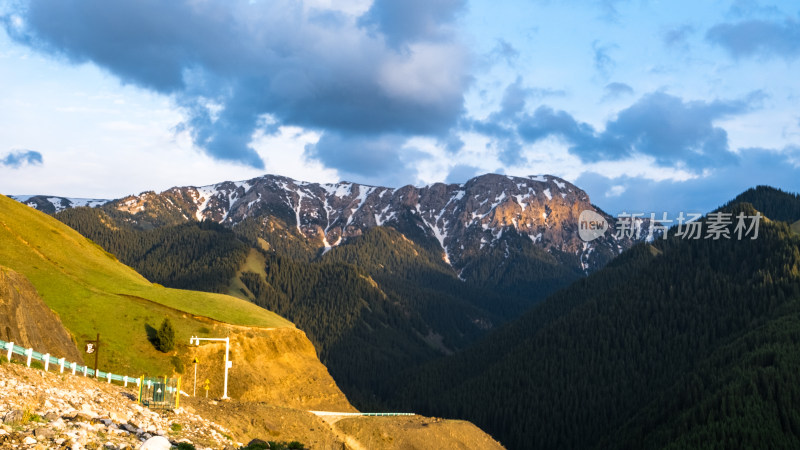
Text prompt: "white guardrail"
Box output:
[[1, 338, 140, 388]]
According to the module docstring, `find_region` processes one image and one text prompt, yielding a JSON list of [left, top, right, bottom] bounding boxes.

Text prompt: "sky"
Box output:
[[1, 0, 799, 216]]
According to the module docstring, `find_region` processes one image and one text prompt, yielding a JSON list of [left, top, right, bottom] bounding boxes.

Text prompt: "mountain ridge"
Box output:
[[10, 172, 647, 275]]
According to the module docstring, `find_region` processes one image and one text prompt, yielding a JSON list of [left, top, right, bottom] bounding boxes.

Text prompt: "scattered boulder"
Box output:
[[34, 427, 55, 438], [3, 409, 23, 424], [138, 435, 172, 450]]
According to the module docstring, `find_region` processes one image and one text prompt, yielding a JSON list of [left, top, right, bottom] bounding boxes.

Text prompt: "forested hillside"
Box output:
[[56, 208, 250, 293], [389, 193, 800, 449], [55, 204, 579, 409]]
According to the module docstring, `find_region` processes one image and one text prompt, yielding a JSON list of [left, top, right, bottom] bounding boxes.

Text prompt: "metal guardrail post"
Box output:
[[43, 353, 50, 371], [189, 335, 232, 399], [6, 342, 13, 361]]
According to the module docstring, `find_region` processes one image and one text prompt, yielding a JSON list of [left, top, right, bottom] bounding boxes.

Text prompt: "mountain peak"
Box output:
[[11, 172, 643, 272]]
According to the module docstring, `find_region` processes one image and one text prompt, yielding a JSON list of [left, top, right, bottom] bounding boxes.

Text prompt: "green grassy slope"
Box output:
[[0, 194, 291, 376]]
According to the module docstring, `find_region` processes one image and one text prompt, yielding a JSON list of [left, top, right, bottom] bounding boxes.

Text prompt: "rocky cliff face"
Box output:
[[0, 266, 84, 364], [27, 173, 644, 273]]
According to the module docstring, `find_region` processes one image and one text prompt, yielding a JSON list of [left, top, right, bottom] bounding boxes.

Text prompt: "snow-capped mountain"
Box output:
[[9, 195, 110, 214], [11, 173, 647, 273]]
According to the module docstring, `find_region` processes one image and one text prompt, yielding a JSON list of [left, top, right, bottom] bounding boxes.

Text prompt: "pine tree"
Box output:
[[156, 318, 175, 352]]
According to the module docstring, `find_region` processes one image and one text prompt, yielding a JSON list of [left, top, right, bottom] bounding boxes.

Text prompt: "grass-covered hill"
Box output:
[[390, 190, 800, 449], [0, 193, 290, 377]]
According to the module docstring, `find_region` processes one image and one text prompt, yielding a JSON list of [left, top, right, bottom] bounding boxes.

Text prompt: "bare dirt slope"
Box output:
[[334, 415, 505, 450], [186, 396, 506, 450], [0, 265, 84, 364], [183, 325, 356, 412]]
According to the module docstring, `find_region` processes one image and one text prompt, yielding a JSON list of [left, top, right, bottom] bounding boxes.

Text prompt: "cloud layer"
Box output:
[[472, 79, 763, 173], [576, 146, 800, 216], [3, 0, 470, 172]]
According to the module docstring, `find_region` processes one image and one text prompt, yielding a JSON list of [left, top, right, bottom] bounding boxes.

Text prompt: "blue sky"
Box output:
[[1, 0, 799, 216]]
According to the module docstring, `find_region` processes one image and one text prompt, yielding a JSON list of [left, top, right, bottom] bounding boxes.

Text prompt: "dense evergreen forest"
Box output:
[[388, 191, 800, 449], [57, 208, 249, 293], [54, 205, 577, 409]]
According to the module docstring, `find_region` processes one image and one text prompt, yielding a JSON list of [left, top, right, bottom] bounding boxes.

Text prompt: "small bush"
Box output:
[[155, 318, 175, 352], [30, 361, 44, 370], [174, 443, 196, 450], [198, 327, 211, 334], [0, 355, 7, 364], [170, 422, 183, 432], [171, 356, 185, 374]]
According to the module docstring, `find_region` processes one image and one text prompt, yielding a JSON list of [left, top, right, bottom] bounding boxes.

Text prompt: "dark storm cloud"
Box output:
[[576, 146, 800, 216], [1, 150, 43, 168], [583, 91, 759, 167], [707, 17, 800, 60], [359, 0, 466, 48], [507, 91, 762, 171], [3, 0, 470, 172]]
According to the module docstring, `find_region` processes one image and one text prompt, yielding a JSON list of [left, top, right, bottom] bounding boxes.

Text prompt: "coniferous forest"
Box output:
[[53, 185, 800, 449], [388, 189, 800, 449]]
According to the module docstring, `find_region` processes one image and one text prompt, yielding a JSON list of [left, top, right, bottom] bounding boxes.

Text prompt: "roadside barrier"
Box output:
[[1, 338, 180, 409]]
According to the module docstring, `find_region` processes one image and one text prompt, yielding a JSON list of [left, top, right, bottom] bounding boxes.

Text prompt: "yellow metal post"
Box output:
[[137, 375, 144, 404], [175, 376, 182, 408]]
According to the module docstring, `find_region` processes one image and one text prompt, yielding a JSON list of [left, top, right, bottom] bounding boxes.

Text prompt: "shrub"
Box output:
[[171, 356, 185, 374], [155, 318, 175, 352]]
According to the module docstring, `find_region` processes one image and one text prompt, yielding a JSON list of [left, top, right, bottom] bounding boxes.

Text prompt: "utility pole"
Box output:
[[84, 334, 100, 378], [189, 336, 231, 400]]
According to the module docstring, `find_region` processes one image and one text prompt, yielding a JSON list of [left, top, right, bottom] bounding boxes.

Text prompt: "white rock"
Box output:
[[139, 436, 173, 449], [24, 436, 37, 444]]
